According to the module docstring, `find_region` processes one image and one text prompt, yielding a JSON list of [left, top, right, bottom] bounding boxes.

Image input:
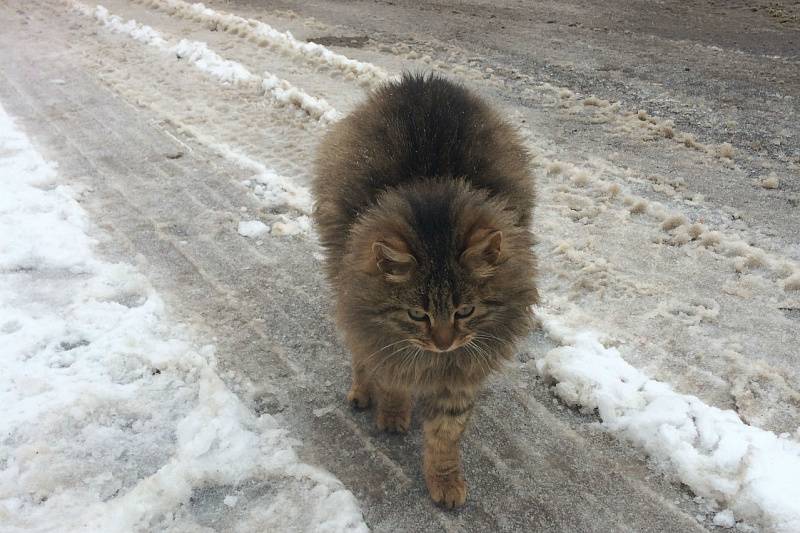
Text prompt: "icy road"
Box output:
[[1, 0, 799, 531]]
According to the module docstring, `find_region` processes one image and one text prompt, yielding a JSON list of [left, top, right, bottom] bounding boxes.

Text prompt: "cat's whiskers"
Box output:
[[400, 346, 424, 382], [473, 332, 505, 345], [466, 338, 497, 376], [364, 339, 414, 364], [471, 337, 495, 358], [463, 341, 490, 376], [473, 333, 508, 367], [370, 342, 418, 376]]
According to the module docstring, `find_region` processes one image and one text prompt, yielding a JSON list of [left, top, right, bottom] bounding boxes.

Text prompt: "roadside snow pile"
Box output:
[[0, 103, 366, 532], [535, 311, 800, 533]]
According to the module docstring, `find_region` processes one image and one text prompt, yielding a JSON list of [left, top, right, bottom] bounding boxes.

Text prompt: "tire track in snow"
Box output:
[[368, 32, 766, 168], [525, 140, 800, 292], [522, 128, 800, 439]]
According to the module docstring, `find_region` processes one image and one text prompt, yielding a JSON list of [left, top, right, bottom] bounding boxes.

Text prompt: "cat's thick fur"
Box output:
[[313, 73, 538, 508]]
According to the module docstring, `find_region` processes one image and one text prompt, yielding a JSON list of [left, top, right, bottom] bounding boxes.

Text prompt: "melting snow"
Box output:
[[535, 310, 800, 533], [0, 103, 366, 531], [237, 220, 270, 238], [145, 0, 389, 85]]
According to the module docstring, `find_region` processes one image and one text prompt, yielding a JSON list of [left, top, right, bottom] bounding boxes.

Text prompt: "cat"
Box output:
[[313, 73, 538, 508]]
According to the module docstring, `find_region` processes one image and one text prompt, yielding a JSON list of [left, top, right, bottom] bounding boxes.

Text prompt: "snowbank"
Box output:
[[535, 311, 800, 533], [0, 103, 366, 531]]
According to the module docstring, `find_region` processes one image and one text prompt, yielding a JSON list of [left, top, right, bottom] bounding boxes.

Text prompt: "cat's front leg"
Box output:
[[347, 359, 372, 409], [374, 380, 412, 433], [421, 390, 474, 508]]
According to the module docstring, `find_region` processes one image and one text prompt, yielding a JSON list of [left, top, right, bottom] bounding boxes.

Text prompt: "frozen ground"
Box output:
[[0, 0, 798, 531]]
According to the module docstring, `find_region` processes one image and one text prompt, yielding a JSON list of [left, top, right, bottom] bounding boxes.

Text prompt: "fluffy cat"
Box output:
[[313, 73, 538, 508]]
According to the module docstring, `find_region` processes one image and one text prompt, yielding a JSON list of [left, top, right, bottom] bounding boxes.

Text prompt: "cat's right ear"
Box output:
[[372, 241, 416, 282], [460, 228, 503, 278]]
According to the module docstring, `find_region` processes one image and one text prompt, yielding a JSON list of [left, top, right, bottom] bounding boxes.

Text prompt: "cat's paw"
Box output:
[[425, 472, 467, 509], [347, 386, 371, 409], [376, 408, 411, 433]]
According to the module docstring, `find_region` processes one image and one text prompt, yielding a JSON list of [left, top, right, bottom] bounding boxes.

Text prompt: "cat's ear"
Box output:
[[372, 240, 416, 282], [460, 228, 503, 277]]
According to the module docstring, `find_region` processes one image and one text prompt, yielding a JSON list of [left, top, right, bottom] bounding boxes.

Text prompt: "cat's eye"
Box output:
[[455, 305, 475, 319], [408, 309, 429, 322]]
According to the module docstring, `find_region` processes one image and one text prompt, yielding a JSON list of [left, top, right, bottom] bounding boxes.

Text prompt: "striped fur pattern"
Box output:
[[313, 73, 538, 508]]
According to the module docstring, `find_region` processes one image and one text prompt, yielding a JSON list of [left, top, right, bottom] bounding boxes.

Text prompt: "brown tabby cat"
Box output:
[[313, 73, 538, 508]]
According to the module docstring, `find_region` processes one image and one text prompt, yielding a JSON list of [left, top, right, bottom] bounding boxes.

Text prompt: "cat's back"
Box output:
[[313, 73, 533, 261]]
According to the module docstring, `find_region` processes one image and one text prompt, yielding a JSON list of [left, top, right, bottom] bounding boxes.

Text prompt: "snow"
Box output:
[[534, 310, 800, 533], [71, 1, 342, 121], [261, 73, 343, 124], [785, 272, 800, 291], [72, 2, 255, 85], [205, 139, 313, 216], [91, 5, 166, 46], [172, 38, 255, 84], [270, 214, 312, 236], [713, 509, 736, 528], [142, 0, 389, 85], [0, 103, 366, 531], [66, 2, 330, 236], [761, 175, 780, 190], [237, 220, 269, 238]]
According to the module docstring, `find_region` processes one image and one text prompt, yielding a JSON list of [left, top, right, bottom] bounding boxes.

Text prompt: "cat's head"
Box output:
[[339, 179, 537, 362]]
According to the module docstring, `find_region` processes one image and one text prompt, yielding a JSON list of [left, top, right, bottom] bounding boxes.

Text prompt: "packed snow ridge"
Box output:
[[262, 73, 343, 124], [534, 310, 800, 533], [0, 103, 366, 532], [70, 1, 253, 84], [138, 0, 389, 85], [68, 2, 340, 121]]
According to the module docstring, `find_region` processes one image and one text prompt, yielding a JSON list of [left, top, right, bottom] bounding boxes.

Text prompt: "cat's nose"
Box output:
[[431, 325, 455, 351]]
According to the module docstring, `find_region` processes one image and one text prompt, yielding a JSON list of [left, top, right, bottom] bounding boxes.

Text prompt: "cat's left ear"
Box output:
[[372, 240, 417, 282], [460, 228, 503, 277]]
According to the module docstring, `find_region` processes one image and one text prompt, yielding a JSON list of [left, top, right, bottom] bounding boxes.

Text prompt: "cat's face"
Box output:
[[365, 227, 506, 355], [339, 181, 537, 370]]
